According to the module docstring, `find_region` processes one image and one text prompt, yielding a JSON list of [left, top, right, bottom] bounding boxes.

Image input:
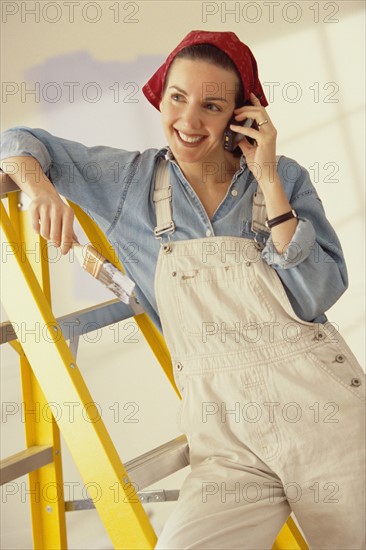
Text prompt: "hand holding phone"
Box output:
[[223, 117, 257, 151]]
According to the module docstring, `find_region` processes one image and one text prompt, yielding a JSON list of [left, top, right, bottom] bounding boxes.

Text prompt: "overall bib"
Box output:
[[152, 159, 365, 550]]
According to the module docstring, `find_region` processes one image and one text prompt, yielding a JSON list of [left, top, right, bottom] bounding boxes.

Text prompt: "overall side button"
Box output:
[[163, 244, 172, 254]]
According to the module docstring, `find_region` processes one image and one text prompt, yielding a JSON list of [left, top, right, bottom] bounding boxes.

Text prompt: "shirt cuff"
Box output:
[[0, 128, 52, 173], [261, 218, 316, 269]]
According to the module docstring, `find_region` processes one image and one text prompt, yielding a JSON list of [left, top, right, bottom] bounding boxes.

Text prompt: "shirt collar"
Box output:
[[155, 145, 247, 170]]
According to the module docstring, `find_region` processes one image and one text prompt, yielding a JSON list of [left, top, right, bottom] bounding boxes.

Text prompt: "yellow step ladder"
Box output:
[[0, 172, 308, 549]]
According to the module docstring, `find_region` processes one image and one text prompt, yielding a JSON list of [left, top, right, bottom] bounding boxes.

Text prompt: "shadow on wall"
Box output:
[[24, 51, 167, 150]]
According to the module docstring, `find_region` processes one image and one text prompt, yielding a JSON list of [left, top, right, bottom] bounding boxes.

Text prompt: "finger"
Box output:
[[234, 110, 272, 127], [236, 136, 256, 153], [233, 105, 263, 117], [31, 209, 41, 234], [49, 214, 62, 247], [60, 213, 76, 255], [229, 124, 262, 142], [39, 212, 51, 240], [250, 92, 262, 103], [228, 126, 259, 151]]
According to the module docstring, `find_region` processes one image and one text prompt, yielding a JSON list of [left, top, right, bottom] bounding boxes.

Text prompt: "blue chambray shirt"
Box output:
[[1, 127, 348, 334]]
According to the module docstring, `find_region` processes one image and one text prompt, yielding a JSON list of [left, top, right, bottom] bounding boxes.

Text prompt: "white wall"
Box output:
[[1, 1, 365, 548]]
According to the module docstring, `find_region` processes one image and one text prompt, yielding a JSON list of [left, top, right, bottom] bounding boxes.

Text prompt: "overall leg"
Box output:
[[156, 455, 291, 550], [156, 367, 292, 550], [266, 348, 366, 550]]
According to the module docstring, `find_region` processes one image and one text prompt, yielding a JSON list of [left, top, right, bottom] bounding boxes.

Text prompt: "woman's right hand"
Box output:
[[29, 190, 78, 255], [1, 156, 78, 255]]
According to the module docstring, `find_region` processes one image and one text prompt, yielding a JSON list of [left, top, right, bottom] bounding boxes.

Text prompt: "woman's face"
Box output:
[[159, 58, 239, 165]]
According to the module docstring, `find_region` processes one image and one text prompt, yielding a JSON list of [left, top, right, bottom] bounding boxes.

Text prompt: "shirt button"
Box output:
[[206, 229, 212, 237], [231, 189, 238, 197]]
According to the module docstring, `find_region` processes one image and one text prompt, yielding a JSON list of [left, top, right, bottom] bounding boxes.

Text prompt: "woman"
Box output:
[[1, 31, 365, 549]]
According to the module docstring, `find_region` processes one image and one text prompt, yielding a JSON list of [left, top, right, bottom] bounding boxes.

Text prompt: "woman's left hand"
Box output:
[[230, 92, 277, 184]]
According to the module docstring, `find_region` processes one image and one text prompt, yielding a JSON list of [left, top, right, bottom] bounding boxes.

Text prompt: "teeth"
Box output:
[[177, 131, 204, 143]]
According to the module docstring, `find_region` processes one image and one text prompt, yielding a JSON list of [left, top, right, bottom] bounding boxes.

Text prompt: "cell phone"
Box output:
[[223, 117, 257, 151]]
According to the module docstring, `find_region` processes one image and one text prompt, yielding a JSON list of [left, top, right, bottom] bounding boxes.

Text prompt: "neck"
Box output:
[[175, 151, 241, 188]]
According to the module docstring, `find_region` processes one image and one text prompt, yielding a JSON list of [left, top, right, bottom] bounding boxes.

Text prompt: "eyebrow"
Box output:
[[168, 85, 229, 103]]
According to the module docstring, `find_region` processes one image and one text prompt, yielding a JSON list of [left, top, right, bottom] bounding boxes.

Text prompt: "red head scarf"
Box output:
[[142, 30, 268, 110]]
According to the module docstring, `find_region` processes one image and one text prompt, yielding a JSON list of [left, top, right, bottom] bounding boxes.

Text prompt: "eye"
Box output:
[[204, 103, 221, 112], [171, 93, 183, 101]]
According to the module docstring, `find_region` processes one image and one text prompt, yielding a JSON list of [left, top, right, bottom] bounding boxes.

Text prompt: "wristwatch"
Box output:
[[265, 209, 298, 229]]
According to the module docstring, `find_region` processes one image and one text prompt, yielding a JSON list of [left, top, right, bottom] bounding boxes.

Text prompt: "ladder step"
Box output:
[[138, 489, 180, 503], [0, 445, 53, 485], [0, 298, 136, 345], [63, 436, 189, 511], [66, 490, 180, 511], [125, 434, 189, 490], [1, 435, 189, 495]]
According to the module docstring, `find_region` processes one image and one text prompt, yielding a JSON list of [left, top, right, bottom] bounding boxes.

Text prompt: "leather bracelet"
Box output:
[[265, 209, 298, 229]]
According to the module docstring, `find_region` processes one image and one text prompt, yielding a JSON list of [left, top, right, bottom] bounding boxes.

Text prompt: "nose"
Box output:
[[179, 103, 202, 130]]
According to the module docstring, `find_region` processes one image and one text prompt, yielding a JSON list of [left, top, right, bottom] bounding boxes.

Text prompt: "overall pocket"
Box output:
[[176, 262, 276, 338], [306, 344, 365, 402]]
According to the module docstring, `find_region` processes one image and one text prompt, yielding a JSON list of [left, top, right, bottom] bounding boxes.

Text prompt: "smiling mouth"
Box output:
[[174, 129, 206, 145]]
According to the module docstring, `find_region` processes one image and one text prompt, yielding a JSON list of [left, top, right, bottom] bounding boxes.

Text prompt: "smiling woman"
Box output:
[[159, 58, 241, 169], [1, 29, 365, 550]]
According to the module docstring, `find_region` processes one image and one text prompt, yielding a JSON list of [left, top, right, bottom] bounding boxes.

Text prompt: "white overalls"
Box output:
[[152, 159, 365, 550]]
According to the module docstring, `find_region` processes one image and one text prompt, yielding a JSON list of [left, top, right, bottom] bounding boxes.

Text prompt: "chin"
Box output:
[[169, 142, 221, 165]]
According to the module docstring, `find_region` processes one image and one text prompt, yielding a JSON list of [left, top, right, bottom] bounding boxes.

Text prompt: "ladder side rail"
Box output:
[[1, 200, 157, 549], [4, 187, 67, 549]]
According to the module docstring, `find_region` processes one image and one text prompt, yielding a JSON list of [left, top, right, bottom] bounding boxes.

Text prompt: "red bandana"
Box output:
[[142, 30, 268, 110]]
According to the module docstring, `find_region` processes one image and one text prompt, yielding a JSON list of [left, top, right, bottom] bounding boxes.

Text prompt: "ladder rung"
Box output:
[[0, 298, 136, 346], [124, 435, 189, 491], [0, 445, 53, 485], [0, 436, 188, 494], [63, 436, 189, 512], [138, 489, 180, 503], [65, 490, 180, 511]]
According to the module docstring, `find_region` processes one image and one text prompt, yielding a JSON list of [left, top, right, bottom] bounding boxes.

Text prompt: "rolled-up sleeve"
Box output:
[[1, 127, 53, 172], [0, 126, 141, 235], [262, 218, 316, 269], [261, 157, 348, 322]]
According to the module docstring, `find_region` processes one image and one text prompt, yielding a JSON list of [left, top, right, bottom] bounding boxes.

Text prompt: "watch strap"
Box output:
[[265, 209, 298, 229]]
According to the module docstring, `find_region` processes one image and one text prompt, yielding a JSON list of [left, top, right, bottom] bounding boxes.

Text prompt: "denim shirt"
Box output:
[[0, 127, 348, 334]]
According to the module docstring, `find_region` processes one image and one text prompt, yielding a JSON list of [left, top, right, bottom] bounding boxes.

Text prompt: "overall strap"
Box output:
[[251, 186, 268, 236], [153, 157, 175, 238], [153, 155, 280, 242]]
